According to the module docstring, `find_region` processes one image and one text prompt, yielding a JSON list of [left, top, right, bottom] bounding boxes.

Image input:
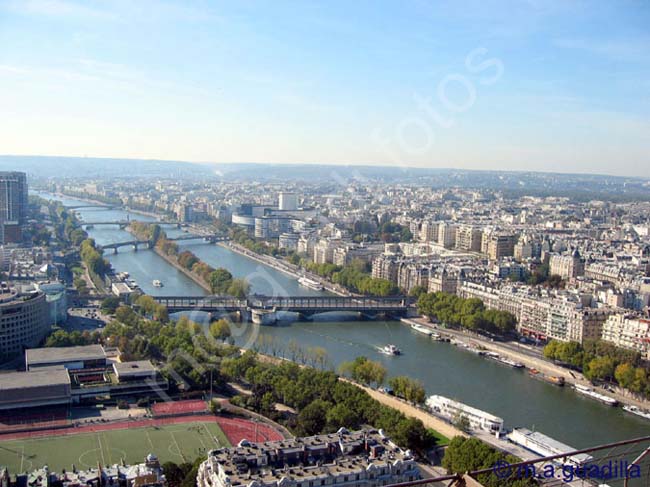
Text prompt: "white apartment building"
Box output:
[[601, 314, 650, 360]]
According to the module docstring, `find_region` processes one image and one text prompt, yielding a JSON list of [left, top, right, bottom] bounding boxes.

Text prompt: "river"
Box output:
[[34, 191, 650, 449]]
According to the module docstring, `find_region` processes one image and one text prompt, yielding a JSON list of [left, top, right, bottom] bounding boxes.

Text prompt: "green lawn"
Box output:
[[428, 428, 451, 447], [0, 421, 230, 473]]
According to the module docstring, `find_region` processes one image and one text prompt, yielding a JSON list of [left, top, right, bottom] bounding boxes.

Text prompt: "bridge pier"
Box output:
[[113, 248, 118, 254], [251, 308, 277, 325]]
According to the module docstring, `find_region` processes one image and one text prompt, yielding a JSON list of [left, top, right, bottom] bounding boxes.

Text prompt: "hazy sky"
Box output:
[[1, 0, 649, 176]]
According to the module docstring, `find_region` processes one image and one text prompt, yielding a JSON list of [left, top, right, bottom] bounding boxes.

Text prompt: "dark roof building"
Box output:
[[0, 368, 71, 410]]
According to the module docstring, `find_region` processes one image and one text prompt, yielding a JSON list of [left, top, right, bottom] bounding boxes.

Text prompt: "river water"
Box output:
[[35, 191, 650, 448]]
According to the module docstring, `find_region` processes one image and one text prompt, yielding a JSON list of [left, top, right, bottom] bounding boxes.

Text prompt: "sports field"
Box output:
[[0, 421, 230, 473]]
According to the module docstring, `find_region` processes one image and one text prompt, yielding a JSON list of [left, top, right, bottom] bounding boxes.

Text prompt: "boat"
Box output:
[[466, 345, 486, 356], [410, 323, 433, 336], [573, 384, 618, 406], [152, 279, 163, 288], [381, 344, 402, 356], [426, 395, 504, 433], [487, 353, 524, 368], [298, 276, 324, 291], [507, 428, 592, 466], [623, 405, 650, 421], [529, 369, 565, 386]]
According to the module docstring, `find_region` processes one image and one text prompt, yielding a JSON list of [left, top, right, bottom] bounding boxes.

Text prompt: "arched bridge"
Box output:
[[81, 220, 181, 229], [100, 235, 227, 253], [101, 240, 151, 253]]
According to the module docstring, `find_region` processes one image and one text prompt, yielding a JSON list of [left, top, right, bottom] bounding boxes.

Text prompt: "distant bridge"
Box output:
[[100, 234, 227, 252], [81, 220, 181, 229], [166, 234, 228, 242], [101, 240, 151, 253], [66, 204, 121, 210]]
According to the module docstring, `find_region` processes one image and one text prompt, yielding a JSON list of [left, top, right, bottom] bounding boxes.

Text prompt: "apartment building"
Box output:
[[601, 314, 650, 360], [549, 250, 585, 280], [197, 429, 420, 487], [455, 225, 483, 252]]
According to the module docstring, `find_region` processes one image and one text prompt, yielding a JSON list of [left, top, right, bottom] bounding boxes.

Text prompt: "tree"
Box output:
[[389, 376, 426, 404], [584, 356, 616, 382], [209, 319, 231, 340], [296, 399, 330, 436], [100, 296, 121, 314], [442, 437, 534, 487], [408, 285, 428, 299], [339, 357, 386, 386], [209, 268, 233, 294], [326, 403, 360, 431], [615, 363, 636, 389], [227, 278, 250, 298]]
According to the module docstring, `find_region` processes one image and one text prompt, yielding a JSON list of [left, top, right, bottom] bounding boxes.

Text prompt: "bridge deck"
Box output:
[[153, 295, 411, 311]]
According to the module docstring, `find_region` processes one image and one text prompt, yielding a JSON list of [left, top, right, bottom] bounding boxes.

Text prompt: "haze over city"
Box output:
[[1, 0, 649, 176]]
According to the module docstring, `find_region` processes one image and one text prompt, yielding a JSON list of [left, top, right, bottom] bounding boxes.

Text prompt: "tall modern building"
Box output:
[[0, 171, 28, 244], [278, 191, 298, 211]]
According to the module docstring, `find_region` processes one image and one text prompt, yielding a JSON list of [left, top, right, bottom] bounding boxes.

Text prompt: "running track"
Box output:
[[0, 414, 284, 445]]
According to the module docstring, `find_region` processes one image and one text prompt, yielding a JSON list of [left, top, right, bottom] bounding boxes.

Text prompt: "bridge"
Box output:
[[99, 235, 226, 252], [101, 240, 151, 253], [81, 220, 181, 229], [152, 295, 413, 322], [66, 204, 121, 210], [166, 234, 228, 242]]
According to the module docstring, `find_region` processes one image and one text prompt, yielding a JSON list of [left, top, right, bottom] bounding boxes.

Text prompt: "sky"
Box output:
[[0, 0, 649, 177]]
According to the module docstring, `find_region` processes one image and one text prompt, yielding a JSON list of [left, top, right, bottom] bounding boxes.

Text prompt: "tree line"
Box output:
[[544, 339, 649, 397], [222, 351, 437, 452], [417, 291, 517, 335], [304, 259, 399, 297]]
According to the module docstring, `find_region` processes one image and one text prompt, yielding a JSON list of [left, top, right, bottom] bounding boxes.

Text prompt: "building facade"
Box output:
[[0, 171, 28, 244], [197, 429, 419, 487], [0, 287, 49, 362]]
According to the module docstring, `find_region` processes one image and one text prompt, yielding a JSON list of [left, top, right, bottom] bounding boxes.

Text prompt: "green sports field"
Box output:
[[0, 421, 230, 473]]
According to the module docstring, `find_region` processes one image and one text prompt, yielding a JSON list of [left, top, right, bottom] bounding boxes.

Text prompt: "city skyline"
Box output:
[[0, 0, 649, 177]]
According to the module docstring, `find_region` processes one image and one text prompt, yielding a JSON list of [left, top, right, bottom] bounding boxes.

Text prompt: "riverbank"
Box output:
[[152, 246, 211, 293], [401, 317, 650, 411], [218, 241, 349, 296], [250, 351, 555, 461]]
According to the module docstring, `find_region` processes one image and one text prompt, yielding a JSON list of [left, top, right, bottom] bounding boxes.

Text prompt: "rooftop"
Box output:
[[25, 344, 106, 367], [113, 360, 157, 378], [0, 368, 70, 391]]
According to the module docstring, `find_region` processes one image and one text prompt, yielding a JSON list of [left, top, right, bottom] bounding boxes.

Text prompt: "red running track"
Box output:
[[151, 399, 207, 416], [0, 413, 284, 445]]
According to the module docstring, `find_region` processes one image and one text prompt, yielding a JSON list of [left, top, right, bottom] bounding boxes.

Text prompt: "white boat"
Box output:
[[410, 323, 433, 336], [426, 395, 504, 433], [152, 279, 163, 288], [574, 384, 618, 406], [381, 344, 402, 356], [623, 405, 650, 420], [298, 277, 324, 291]]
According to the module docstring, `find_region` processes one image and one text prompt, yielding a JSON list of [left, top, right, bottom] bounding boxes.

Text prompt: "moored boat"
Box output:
[[410, 323, 433, 336], [574, 384, 618, 406], [487, 353, 524, 368], [298, 276, 324, 291], [152, 279, 163, 287], [529, 368, 565, 386], [623, 405, 650, 420]]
